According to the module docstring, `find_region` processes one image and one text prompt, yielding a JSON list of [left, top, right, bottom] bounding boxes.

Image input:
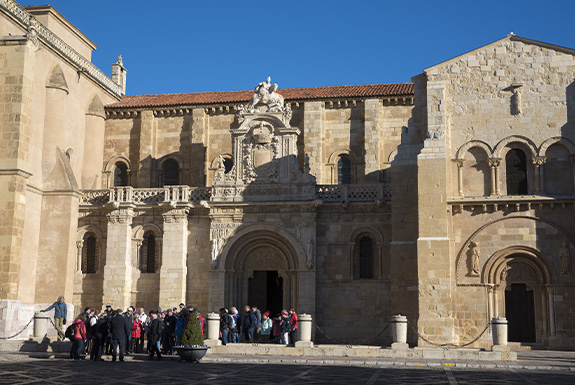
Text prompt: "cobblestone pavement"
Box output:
[[0, 353, 574, 384]]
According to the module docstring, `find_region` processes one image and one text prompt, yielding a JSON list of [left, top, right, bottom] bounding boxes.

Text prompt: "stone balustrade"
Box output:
[[80, 183, 392, 207]]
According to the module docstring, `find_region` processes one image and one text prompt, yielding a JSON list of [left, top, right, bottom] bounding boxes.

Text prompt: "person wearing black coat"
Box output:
[[242, 305, 257, 342], [90, 314, 109, 361], [148, 312, 164, 360], [110, 309, 130, 362]]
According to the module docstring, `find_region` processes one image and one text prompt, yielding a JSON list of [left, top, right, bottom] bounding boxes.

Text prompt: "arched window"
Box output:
[[337, 155, 352, 185], [82, 234, 97, 274], [162, 159, 180, 186], [359, 237, 374, 279], [223, 157, 233, 174], [113, 162, 129, 186], [506, 149, 528, 195], [140, 232, 158, 273]]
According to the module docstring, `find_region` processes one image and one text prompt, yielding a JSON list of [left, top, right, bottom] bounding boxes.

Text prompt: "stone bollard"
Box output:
[[295, 313, 313, 347], [34, 312, 50, 338], [491, 317, 516, 360], [204, 312, 221, 346], [491, 317, 508, 346], [391, 314, 409, 350]]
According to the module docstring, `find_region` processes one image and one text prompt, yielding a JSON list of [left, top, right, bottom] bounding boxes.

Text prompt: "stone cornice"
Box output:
[[0, 0, 122, 99]]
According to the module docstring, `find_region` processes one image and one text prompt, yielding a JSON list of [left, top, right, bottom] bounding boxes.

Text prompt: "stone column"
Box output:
[[488, 158, 501, 196], [191, 108, 207, 186], [103, 207, 134, 310], [159, 208, 189, 311], [456, 160, 464, 197], [204, 312, 221, 346], [532, 156, 546, 194], [295, 313, 313, 347], [391, 314, 409, 349]]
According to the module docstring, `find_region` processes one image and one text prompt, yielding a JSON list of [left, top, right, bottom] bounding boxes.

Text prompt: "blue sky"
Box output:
[[20, 0, 575, 96]]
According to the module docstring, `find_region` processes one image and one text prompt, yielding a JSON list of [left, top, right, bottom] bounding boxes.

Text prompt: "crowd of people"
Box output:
[[218, 306, 298, 346], [41, 296, 299, 362]]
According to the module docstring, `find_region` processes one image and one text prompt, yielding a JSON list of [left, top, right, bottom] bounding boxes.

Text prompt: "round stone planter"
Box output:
[[175, 347, 209, 363]]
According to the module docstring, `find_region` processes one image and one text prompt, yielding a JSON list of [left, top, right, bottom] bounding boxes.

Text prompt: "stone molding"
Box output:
[[0, 0, 122, 98]]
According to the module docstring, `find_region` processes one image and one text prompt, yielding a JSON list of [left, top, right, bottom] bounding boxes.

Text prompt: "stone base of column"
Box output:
[[295, 341, 313, 348], [391, 342, 409, 350], [204, 339, 221, 347], [491, 344, 510, 352]]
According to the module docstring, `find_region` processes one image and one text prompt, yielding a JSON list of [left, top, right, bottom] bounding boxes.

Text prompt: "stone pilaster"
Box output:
[[364, 99, 383, 182], [191, 108, 207, 186], [103, 207, 134, 309], [303, 101, 324, 182], [416, 79, 454, 345], [136, 110, 155, 187], [159, 208, 189, 310]]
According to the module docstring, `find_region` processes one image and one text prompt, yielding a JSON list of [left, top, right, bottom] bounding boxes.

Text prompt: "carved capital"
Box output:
[[107, 208, 134, 224], [76, 240, 84, 250], [162, 208, 189, 223], [455, 159, 464, 169], [488, 158, 501, 168], [532, 156, 547, 167]]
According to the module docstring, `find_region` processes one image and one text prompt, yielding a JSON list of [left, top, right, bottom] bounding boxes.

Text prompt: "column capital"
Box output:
[[532, 156, 547, 166], [488, 158, 502, 168], [107, 208, 134, 224], [162, 208, 189, 223]]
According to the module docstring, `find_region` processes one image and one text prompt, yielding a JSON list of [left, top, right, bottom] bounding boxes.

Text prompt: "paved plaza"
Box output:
[[1, 351, 575, 384]]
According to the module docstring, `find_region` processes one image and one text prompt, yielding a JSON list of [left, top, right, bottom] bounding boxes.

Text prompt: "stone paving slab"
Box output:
[[0, 354, 574, 384]]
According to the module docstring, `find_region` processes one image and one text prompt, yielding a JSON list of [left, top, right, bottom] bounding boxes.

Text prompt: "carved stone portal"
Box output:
[[211, 77, 315, 202]]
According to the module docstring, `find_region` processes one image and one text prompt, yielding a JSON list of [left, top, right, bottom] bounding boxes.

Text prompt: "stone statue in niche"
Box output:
[[500, 265, 511, 282], [560, 241, 572, 276], [511, 86, 522, 115], [306, 238, 314, 269], [247, 76, 285, 113], [467, 241, 480, 276]]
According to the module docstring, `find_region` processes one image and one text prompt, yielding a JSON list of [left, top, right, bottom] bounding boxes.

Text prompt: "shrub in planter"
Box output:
[[181, 311, 204, 347]]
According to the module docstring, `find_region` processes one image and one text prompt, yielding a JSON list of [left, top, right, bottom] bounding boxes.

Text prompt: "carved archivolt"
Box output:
[[455, 216, 564, 285], [244, 247, 286, 270]]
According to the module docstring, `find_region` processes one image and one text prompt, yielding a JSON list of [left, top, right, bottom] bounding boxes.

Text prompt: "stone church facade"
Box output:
[[1, 1, 575, 349]]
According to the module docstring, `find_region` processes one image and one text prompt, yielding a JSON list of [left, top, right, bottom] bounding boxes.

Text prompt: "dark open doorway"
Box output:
[[248, 271, 283, 316], [505, 283, 536, 342]]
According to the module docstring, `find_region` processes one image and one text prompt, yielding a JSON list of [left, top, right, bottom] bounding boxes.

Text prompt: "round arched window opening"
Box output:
[[113, 162, 129, 186], [162, 159, 180, 186]]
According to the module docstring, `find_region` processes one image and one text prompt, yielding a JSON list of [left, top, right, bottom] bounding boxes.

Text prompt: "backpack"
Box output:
[[64, 323, 76, 340]]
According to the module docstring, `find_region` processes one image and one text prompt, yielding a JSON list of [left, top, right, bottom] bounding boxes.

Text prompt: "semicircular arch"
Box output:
[[455, 140, 493, 160], [539, 136, 575, 157], [219, 223, 304, 271], [493, 135, 537, 158]]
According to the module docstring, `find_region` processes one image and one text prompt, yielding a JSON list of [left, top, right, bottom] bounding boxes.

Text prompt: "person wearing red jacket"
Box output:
[[130, 316, 142, 353], [70, 314, 87, 361], [288, 308, 298, 347]]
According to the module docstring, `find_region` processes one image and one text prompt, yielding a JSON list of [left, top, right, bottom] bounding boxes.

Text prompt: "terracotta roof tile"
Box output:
[[106, 83, 414, 109]]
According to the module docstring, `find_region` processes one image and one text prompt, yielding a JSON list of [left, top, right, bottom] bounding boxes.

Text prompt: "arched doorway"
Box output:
[[209, 225, 313, 316], [485, 249, 555, 346]]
